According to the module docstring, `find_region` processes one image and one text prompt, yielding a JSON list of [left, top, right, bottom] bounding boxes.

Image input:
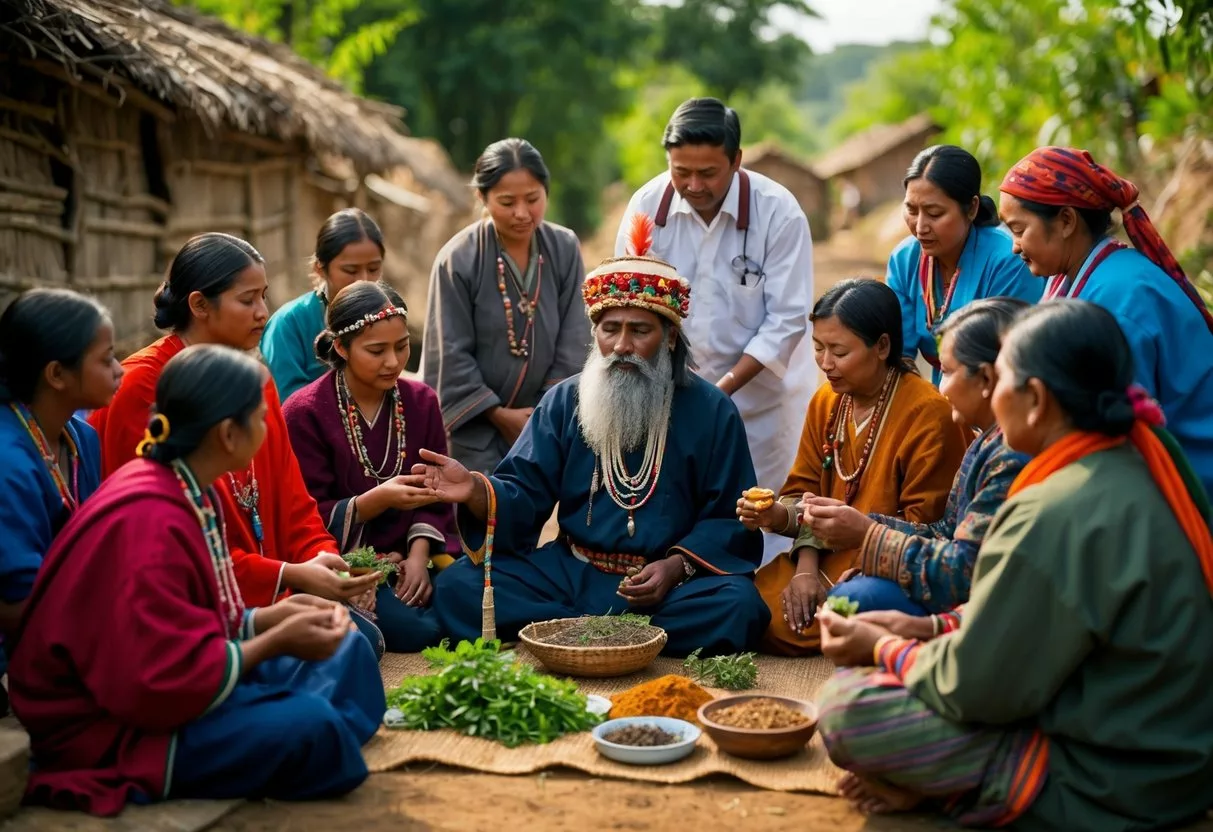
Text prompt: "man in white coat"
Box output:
[[615, 97, 815, 564]]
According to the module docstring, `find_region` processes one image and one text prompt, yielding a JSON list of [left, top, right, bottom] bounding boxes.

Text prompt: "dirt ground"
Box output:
[[214, 768, 951, 832]]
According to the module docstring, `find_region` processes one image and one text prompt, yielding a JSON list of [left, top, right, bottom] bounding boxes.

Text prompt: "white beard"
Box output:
[[577, 346, 675, 456]]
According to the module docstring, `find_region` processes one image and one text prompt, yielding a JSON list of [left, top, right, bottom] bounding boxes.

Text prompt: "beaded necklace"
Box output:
[[336, 370, 406, 482], [227, 461, 264, 544], [173, 459, 244, 637], [496, 243, 543, 358], [10, 401, 80, 511], [585, 386, 673, 538], [821, 369, 899, 503]]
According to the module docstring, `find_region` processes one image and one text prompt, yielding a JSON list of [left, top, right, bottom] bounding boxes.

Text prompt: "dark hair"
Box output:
[[904, 145, 999, 228], [0, 288, 111, 403], [153, 233, 265, 331], [659, 319, 694, 388], [315, 281, 408, 369], [470, 138, 550, 196], [312, 208, 385, 273], [1002, 300, 1136, 436], [663, 97, 742, 162], [141, 344, 265, 463], [811, 278, 910, 372], [1013, 198, 1114, 239], [936, 296, 1031, 374]]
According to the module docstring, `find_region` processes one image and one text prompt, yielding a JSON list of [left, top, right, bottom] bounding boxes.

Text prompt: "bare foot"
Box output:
[[838, 772, 924, 814]]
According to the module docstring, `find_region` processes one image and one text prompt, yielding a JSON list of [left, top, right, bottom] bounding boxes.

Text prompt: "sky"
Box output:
[[773, 0, 944, 53]]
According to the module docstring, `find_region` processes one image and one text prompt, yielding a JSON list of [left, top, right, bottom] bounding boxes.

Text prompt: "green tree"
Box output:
[[653, 0, 818, 99], [174, 0, 417, 91], [828, 0, 1160, 177], [360, 0, 648, 231]]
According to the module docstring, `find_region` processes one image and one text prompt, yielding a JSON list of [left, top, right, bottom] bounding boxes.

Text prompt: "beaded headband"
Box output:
[[583, 213, 690, 327], [332, 305, 408, 338]]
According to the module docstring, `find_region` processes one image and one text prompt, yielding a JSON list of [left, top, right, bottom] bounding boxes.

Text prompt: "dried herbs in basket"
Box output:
[[383, 639, 602, 746]]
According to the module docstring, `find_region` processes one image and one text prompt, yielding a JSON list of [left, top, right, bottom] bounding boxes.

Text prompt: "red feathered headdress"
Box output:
[[583, 212, 690, 326]]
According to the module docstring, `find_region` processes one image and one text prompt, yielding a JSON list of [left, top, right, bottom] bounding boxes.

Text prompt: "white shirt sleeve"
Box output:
[[742, 212, 813, 379]]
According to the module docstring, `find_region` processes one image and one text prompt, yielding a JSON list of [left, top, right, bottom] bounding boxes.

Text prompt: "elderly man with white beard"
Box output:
[[421, 215, 769, 656]]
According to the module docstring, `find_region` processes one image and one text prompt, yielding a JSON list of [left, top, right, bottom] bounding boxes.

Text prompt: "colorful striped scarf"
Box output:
[[1000, 146, 1213, 334]]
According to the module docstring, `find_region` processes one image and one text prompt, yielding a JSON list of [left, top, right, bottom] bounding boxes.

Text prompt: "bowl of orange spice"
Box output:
[[608, 675, 714, 724]]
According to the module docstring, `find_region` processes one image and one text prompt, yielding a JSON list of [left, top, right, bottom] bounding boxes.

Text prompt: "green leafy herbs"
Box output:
[[682, 648, 759, 690], [342, 546, 397, 584], [824, 595, 860, 618], [383, 639, 602, 747]]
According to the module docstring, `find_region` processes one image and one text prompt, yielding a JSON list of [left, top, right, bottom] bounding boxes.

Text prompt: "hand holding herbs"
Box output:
[[824, 595, 860, 618], [341, 546, 398, 585], [384, 639, 602, 747], [682, 648, 759, 690]]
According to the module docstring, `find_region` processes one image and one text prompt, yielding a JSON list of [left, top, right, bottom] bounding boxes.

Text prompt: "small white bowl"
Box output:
[[585, 694, 612, 716], [591, 716, 701, 765]]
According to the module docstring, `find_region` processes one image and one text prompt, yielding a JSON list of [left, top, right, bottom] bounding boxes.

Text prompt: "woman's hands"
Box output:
[[818, 609, 891, 667], [282, 553, 382, 602], [799, 496, 875, 549]]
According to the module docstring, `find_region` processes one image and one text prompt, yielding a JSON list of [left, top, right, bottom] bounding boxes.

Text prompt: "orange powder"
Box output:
[[608, 675, 714, 724]]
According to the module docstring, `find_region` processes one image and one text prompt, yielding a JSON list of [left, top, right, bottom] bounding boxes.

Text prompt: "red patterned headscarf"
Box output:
[[1001, 147, 1213, 334]]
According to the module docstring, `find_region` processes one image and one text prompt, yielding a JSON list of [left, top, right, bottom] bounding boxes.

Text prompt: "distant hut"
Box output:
[[744, 142, 830, 241], [813, 114, 941, 220], [0, 0, 471, 355]]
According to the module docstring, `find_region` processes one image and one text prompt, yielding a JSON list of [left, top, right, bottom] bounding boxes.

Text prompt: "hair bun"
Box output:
[[1095, 389, 1134, 426], [314, 330, 337, 364]]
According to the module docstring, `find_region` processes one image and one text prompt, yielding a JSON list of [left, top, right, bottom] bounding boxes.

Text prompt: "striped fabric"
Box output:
[[1000, 146, 1213, 334], [818, 667, 1048, 827]]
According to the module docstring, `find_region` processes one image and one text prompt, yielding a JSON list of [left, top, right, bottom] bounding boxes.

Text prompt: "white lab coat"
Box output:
[[616, 169, 816, 564]]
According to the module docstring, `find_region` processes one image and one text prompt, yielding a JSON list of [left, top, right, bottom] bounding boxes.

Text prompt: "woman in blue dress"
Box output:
[[0, 288, 124, 693], [261, 209, 387, 401], [999, 145, 1213, 499], [887, 145, 1041, 384]]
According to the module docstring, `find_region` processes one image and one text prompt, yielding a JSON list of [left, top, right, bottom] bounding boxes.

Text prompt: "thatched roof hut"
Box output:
[[744, 142, 830, 241], [0, 0, 472, 354], [813, 113, 941, 217]]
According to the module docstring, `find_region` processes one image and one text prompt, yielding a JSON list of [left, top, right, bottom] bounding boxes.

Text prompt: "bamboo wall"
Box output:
[[0, 60, 352, 356]]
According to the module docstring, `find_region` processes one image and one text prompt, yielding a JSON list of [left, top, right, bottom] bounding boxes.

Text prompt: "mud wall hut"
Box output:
[[0, 0, 472, 356], [813, 113, 941, 221], [744, 142, 830, 242]]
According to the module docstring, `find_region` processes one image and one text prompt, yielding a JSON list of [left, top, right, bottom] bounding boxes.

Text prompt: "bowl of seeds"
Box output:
[[519, 613, 667, 678], [591, 716, 701, 765], [697, 695, 818, 760]]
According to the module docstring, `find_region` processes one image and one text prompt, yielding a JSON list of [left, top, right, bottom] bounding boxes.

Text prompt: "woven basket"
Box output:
[[519, 618, 667, 678], [0, 725, 29, 819]]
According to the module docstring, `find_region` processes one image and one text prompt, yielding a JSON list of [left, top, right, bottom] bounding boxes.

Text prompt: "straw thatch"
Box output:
[[0, 0, 411, 172], [0, 0, 474, 356]]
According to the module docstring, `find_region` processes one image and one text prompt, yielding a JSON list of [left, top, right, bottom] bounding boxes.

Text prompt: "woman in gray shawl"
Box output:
[[422, 138, 591, 473]]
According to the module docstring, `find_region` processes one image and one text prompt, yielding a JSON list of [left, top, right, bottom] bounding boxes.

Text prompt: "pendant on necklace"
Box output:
[[251, 508, 264, 543], [627, 511, 636, 538]]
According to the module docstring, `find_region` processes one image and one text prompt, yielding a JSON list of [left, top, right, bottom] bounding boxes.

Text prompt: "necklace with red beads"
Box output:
[[496, 242, 542, 359], [336, 370, 406, 482], [10, 401, 79, 512], [821, 368, 899, 503]]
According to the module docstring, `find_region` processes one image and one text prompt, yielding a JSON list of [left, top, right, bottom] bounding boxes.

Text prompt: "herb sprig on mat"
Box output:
[[384, 639, 602, 747], [682, 648, 759, 690]]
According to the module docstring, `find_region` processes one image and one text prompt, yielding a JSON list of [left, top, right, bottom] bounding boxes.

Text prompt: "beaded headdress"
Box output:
[[332, 304, 408, 338], [583, 213, 690, 327]]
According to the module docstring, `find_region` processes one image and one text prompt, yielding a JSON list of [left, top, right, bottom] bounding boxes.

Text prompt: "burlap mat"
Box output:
[[366, 649, 843, 795]]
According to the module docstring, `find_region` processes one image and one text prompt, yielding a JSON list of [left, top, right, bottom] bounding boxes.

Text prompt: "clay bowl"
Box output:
[[697, 694, 819, 760]]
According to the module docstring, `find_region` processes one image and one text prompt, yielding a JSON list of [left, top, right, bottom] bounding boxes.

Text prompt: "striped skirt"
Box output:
[[817, 667, 1048, 827]]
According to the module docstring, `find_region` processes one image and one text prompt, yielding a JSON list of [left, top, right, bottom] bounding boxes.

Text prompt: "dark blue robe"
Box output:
[[433, 374, 769, 656], [0, 408, 100, 676]]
